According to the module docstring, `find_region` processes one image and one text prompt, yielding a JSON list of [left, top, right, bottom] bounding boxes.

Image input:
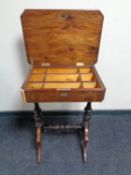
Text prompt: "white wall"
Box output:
[[0, 0, 131, 111]]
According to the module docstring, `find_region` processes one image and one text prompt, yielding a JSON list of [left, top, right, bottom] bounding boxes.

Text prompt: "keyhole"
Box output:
[[60, 14, 75, 20]]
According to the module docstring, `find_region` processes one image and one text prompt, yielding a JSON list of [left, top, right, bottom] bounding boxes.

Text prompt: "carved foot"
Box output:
[[82, 102, 92, 162]]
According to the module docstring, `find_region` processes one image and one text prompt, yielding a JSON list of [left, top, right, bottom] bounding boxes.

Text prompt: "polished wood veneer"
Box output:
[[21, 10, 103, 65]]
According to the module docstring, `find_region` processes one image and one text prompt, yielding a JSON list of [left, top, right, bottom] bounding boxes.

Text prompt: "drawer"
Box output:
[[23, 89, 105, 102]]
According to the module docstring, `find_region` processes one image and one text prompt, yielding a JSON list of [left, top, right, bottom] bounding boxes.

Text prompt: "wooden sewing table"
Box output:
[[20, 9, 106, 163]]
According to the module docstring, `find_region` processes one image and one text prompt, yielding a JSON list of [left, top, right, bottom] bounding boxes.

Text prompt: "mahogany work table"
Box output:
[[20, 9, 106, 163]]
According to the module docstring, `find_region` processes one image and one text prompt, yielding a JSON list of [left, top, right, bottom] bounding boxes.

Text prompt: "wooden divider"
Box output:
[[26, 67, 97, 90]]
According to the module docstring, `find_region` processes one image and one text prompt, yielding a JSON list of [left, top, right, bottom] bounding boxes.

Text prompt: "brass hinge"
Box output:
[[76, 62, 85, 66], [20, 89, 27, 103], [30, 58, 34, 65], [57, 88, 71, 91], [41, 63, 51, 67]]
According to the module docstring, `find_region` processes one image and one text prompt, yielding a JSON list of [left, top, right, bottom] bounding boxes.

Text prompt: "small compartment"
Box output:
[[81, 73, 93, 81], [22, 66, 105, 102], [45, 74, 79, 82], [26, 82, 43, 89], [32, 68, 46, 74], [47, 68, 78, 73], [79, 68, 91, 73], [44, 82, 81, 89], [29, 74, 45, 82], [83, 82, 96, 88]]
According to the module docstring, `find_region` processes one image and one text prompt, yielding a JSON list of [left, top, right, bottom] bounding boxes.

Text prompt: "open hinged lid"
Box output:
[[21, 9, 104, 66]]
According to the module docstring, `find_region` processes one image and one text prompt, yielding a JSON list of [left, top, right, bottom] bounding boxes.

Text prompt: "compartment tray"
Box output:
[[21, 66, 105, 102]]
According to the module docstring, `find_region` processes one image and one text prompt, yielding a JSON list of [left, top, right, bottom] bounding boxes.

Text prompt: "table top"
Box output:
[[21, 9, 104, 66]]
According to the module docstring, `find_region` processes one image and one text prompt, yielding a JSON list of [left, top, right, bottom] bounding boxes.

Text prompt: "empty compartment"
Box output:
[[47, 68, 78, 73], [79, 68, 91, 73], [29, 74, 45, 82], [81, 73, 93, 81], [45, 74, 79, 82], [44, 82, 81, 89], [32, 68, 46, 74], [26, 82, 43, 89], [83, 82, 96, 89]]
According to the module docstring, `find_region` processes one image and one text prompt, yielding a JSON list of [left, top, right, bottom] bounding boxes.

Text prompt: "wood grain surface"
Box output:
[[21, 10, 103, 65]]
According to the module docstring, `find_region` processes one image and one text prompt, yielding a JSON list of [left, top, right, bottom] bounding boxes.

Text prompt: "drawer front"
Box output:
[[25, 90, 105, 102]]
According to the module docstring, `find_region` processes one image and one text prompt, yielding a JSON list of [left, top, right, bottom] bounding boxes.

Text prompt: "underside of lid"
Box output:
[[21, 9, 104, 65]]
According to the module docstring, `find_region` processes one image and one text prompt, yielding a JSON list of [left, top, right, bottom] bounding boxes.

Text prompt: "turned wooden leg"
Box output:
[[82, 102, 92, 162], [83, 127, 89, 162], [33, 103, 43, 164]]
